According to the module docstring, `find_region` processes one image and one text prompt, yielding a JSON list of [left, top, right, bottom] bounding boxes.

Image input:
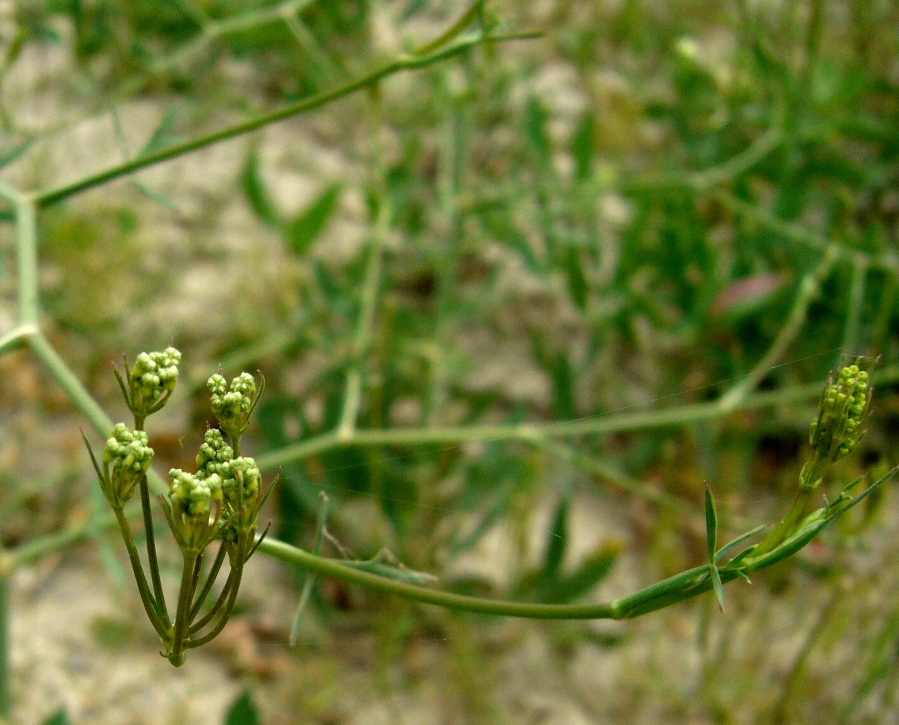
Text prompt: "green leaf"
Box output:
[[523, 96, 551, 171], [543, 495, 569, 576], [543, 542, 621, 604], [241, 149, 282, 230], [286, 184, 342, 256], [139, 108, 180, 158], [704, 484, 724, 611], [570, 112, 594, 183], [42, 710, 71, 725], [550, 352, 575, 421], [715, 524, 767, 563], [224, 690, 259, 725], [704, 484, 718, 563], [564, 245, 588, 310]]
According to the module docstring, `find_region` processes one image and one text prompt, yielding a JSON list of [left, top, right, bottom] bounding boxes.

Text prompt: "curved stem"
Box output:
[[112, 508, 168, 638], [188, 544, 227, 621], [186, 553, 245, 647], [188, 566, 235, 635], [137, 475, 168, 626]]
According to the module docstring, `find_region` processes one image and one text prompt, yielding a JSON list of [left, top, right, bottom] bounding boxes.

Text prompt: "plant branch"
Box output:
[[33, 31, 537, 208], [256, 363, 899, 471]]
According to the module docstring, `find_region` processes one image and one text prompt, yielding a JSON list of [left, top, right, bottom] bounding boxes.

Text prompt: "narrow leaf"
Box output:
[[543, 541, 621, 604], [565, 245, 588, 310], [241, 149, 281, 229], [705, 484, 724, 611], [523, 96, 551, 171], [139, 108, 180, 158], [704, 484, 718, 563], [710, 564, 724, 612], [543, 495, 569, 576], [286, 184, 342, 256], [570, 112, 594, 183], [715, 524, 767, 563]]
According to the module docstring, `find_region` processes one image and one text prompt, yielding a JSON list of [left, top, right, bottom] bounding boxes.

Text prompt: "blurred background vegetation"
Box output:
[[2, 0, 899, 722]]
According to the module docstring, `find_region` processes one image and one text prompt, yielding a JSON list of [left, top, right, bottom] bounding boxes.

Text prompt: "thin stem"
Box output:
[[188, 566, 236, 635], [718, 246, 838, 411], [33, 31, 537, 208], [252, 508, 826, 620], [136, 474, 168, 623], [166, 552, 200, 666], [112, 508, 168, 638], [186, 550, 245, 647], [0, 323, 38, 357], [188, 544, 227, 621], [256, 362, 899, 471], [133, 406, 168, 627], [0, 573, 10, 721], [27, 332, 114, 437], [841, 255, 868, 357], [337, 163, 388, 439], [15, 196, 38, 324]]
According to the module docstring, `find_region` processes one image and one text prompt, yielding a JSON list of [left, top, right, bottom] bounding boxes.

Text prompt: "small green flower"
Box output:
[[208, 372, 259, 440], [100, 423, 154, 507], [124, 347, 182, 418]]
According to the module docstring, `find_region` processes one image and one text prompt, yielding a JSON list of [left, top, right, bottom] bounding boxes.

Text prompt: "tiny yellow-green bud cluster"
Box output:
[[208, 372, 257, 439], [129, 347, 182, 417], [196, 428, 234, 479], [809, 362, 872, 463], [168, 469, 223, 519], [101, 423, 154, 507]]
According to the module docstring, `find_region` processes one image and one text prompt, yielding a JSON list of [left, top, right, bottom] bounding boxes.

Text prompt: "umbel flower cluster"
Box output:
[[85, 348, 273, 666]]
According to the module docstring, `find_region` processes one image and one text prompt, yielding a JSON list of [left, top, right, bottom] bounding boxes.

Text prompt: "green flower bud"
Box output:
[[128, 347, 182, 417], [196, 428, 234, 479], [804, 357, 875, 487], [101, 423, 153, 506], [165, 469, 222, 553], [207, 372, 259, 440]]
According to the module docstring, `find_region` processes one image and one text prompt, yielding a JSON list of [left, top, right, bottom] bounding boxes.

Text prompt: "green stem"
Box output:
[[0, 573, 10, 721], [338, 165, 388, 438], [188, 567, 235, 636], [135, 472, 168, 625], [0, 323, 37, 357], [188, 544, 227, 621], [257, 362, 899, 471], [27, 332, 114, 436], [33, 31, 537, 208], [186, 549, 245, 647], [841, 255, 868, 356], [15, 197, 38, 324], [112, 508, 168, 639], [166, 552, 199, 666]]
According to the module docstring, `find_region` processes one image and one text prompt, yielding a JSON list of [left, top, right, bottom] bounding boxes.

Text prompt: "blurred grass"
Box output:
[[2, 0, 899, 722]]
